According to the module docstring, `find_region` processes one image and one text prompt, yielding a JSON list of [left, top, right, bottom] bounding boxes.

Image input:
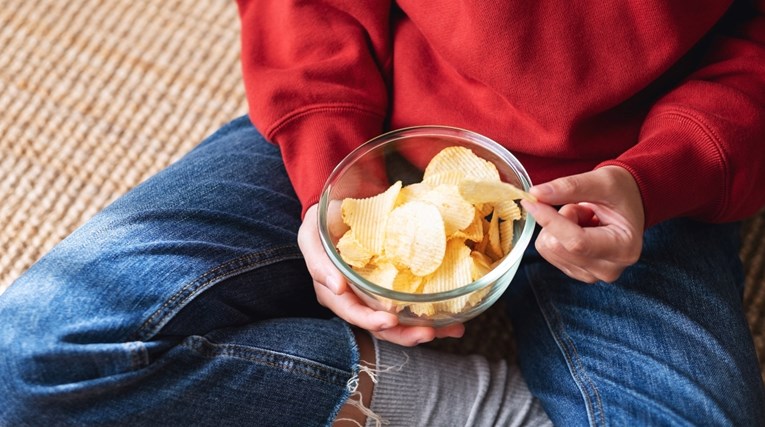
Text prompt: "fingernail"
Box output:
[[520, 199, 538, 214], [380, 321, 396, 330], [531, 184, 552, 196]]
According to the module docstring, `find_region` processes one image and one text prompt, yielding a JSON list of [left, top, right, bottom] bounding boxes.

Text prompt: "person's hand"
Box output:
[[297, 204, 465, 346], [520, 166, 644, 284]]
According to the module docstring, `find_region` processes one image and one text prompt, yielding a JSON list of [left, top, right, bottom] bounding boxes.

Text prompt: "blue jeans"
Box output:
[[1, 116, 763, 426]]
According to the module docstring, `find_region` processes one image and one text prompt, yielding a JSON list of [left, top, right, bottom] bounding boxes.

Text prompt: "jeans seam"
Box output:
[[129, 245, 304, 342], [527, 266, 607, 427], [183, 335, 351, 388]]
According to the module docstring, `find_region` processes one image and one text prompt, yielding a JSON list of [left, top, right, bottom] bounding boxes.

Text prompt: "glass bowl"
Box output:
[[318, 126, 536, 327]]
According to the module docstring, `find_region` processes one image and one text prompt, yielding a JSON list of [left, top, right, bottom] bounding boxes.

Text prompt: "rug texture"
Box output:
[[1, 0, 764, 386]]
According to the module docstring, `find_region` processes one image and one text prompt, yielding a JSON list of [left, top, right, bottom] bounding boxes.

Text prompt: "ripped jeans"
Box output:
[[1, 116, 763, 426]]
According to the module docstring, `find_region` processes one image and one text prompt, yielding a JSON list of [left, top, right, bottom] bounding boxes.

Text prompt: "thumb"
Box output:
[[530, 170, 606, 206]]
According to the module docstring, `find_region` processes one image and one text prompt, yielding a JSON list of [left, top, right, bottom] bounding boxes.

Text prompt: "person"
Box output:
[[2, 0, 765, 425]]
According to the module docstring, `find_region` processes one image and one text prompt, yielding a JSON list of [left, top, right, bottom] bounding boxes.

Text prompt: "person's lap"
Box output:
[[507, 220, 765, 425], [1, 115, 762, 425], [0, 116, 356, 426]]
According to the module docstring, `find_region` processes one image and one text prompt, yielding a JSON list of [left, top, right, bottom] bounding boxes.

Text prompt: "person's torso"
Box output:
[[388, 0, 732, 183]]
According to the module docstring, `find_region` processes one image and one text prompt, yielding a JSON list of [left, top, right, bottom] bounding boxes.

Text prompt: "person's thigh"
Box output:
[[0, 116, 357, 426], [507, 219, 765, 426]]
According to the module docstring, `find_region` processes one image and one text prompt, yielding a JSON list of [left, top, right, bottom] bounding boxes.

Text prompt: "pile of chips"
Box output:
[[337, 146, 535, 316]]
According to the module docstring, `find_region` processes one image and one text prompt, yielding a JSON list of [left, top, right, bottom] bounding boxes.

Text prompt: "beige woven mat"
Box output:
[[1, 0, 764, 385], [0, 0, 247, 291]]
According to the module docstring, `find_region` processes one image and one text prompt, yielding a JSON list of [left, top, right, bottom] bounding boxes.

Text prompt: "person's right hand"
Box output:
[[298, 204, 465, 347], [521, 165, 644, 283]]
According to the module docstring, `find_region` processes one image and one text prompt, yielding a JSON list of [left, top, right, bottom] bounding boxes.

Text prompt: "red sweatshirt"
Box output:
[[237, 1, 765, 227]]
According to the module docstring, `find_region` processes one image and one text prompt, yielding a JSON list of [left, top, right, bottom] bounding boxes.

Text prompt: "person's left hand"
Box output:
[[298, 204, 465, 346], [520, 166, 645, 283]]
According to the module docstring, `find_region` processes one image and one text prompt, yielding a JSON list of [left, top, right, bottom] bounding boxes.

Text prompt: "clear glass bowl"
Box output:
[[318, 126, 536, 327]]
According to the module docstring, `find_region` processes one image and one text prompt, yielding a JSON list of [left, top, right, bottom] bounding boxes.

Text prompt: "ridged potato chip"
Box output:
[[384, 200, 446, 276], [494, 199, 522, 221], [451, 208, 484, 242], [459, 179, 536, 204], [396, 182, 433, 207], [393, 268, 424, 294], [355, 261, 400, 290], [421, 238, 473, 293], [418, 239, 473, 314], [341, 181, 402, 254], [337, 230, 374, 268], [423, 146, 501, 183], [422, 170, 465, 187], [420, 184, 475, 236], [500, 219, 515, 256], [486, 211, 503, 261], [470, 250, 493, 281]]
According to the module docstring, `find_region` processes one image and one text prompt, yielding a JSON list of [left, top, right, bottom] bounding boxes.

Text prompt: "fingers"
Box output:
[[372, 327, 436, 347], [434, 323, 466, 339], [326, 199, 350, 241], [530, 169, 613, 206], [558, 203, 600, 227], [315, 282, 398, 331], [298, 205, 346, 294], [534, 228, 625, 283], [372, 322, 465, 347], [522, 200, 638, 283], [315, 283, 464, 346], [301, 205, 467, 346]]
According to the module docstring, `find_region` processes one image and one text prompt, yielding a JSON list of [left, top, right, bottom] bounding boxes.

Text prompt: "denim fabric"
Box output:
[[0, 117, 357, 426], [1, 115, 763, 426], [507, 222, 765, 426]]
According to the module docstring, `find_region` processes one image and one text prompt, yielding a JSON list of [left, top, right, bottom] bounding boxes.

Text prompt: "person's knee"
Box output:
[[0, 274, 153, 422], [0, 281, 65, 419]]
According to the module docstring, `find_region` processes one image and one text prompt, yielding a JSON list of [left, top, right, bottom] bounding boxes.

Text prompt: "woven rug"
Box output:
[[1, 0, 764, 387]]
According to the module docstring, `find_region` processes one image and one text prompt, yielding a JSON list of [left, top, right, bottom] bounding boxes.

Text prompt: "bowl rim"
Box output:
[[318, 125, 536, 303]]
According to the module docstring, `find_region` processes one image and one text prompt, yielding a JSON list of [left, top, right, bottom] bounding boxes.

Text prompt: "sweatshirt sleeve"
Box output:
[[236, 1, 392, 215], [599, 0, 765, 228]]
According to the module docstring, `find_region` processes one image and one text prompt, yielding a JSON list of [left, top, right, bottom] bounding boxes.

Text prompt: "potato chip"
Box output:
[[418, 239, 474, 314], [422, 170, 465, 187], [451, 207, 484, 242], [470, 250, 493, 281], [396, 182, 433, 207], [473, 217, 492, 254], [459, 179, 536, 204], [420, 238, 473, 294], [476, 202, 494, 218], [423, 146, 501, 183], [384, 201, 446, 276], [408, 302, 436, 317], [337, 230, 374, 268], [355, 261, 400, 290], [420, 184, 475, 236], [392, 268, 423, 294], [494, 199, 522, 221], [342, 181, 402, 253], [466, 287, 491, 309], [500, 219, 514, 256], [486, 212, 503, 261]]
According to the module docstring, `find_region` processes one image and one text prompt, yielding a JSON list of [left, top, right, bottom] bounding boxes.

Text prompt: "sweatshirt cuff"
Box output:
[[599, 112, 727, 228], [267, 107, 385, 218]]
